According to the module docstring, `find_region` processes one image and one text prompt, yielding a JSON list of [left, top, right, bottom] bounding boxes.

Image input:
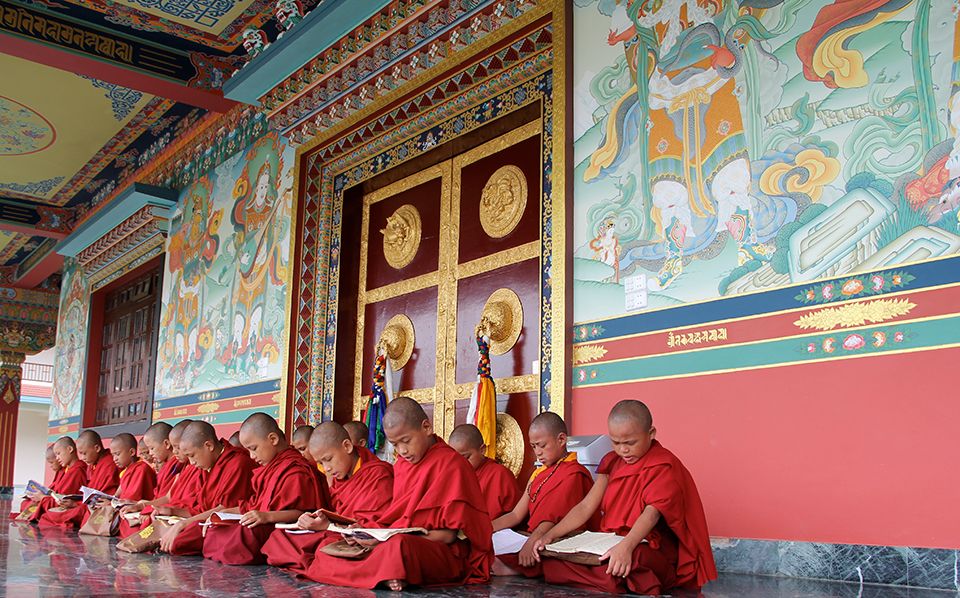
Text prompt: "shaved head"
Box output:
[[309, 421, 350, 449], [240, 412, 284, 440], [449, 424, 484, 450], [608, 399, 653, 431], [77, 429, 103, 448], [54, 436, 75, 450], [382, 397, 428, 431], [228, 431, 242, 447], [293, 425, 314, 444], [111, 433, 138, 451], [45, 445, 55, 457], [145, 422, 173, 442], [170, 419, 193, 441], [343, 421, 368, 446], [530, 411, 567, 436], [181, 421, 218, 449]]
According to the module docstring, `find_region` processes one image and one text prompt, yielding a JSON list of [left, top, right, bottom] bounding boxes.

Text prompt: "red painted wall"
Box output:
[[571, 346, 960, 549]]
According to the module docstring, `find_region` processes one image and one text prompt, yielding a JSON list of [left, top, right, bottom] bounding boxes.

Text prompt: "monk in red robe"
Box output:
[[81, 433, 157, 533], [40, 430, 120, 529], [158, 421, 257, 555], [14, 445, 61, 520], [449, 423, 519, 520], [292, 423, 332, 503], [302, 397, 493, 591], [203, 413, 323, 565], [493, 412, 596, 577], [145, 422, 181, 498], [343, 420, 369, 449], [262, 421, 394, 570], [533, 400, 717, 594], [27, 437, 88, 522]]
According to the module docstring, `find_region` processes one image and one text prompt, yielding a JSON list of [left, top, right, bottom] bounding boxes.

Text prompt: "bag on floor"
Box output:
[[79, 504, 119, 537], [116, 517, 174, 553]]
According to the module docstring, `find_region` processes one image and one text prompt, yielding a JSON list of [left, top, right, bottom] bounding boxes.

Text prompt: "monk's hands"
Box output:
[[518, 536, 540, 568], [240, 510, 270, 527], [297, 511, 329, 531], [600, 540, 635, 578], [25, 490, 43, 502], [57, 498, 78, 510], [121, 500, 148, 515], [159, 521, 183, 553], [530, 534, 554, 563]]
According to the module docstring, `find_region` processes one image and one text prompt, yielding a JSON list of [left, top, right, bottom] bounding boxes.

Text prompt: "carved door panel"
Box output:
[[352, 122, 541, 476]]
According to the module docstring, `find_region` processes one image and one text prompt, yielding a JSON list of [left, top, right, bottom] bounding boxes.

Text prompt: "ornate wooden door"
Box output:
[[350, 121, 542, 475]]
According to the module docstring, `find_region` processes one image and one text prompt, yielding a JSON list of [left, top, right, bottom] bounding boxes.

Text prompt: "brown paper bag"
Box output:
[[79, 504, 119, 537], [116, 517, 175, 553], [14, 503, 38, 522], [319, 540, 371, 560]]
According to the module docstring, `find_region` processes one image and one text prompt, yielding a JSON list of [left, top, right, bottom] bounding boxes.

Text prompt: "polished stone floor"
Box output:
[[1, 508, 956, 597]]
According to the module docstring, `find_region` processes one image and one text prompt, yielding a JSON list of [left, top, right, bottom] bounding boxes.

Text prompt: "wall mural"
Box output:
[[156, 132, 294, 399], [49, 258, 89, 422], [573, 0, 960, 322]]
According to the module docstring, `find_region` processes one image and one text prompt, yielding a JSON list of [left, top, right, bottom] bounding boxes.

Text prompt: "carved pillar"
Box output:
[[0, 351, 25, 492]]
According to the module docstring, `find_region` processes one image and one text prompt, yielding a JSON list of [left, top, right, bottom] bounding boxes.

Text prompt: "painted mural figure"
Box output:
[[589, 218, 622, 282], [594, 0, 771, 289]]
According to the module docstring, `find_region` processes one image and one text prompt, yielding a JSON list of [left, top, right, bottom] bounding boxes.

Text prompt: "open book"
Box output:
[[79, 486, 120, 505], [492, 529, 530, 555], [327, 524, 428, 542], [276, 522, 316, 534], [544, 531, 636, 557], [50, 491, 83, 503], [199, 512, 243, 526], [25, 480, 50, 495]]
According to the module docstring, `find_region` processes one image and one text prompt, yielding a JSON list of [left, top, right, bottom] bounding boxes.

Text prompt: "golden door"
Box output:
[[346, 121, 542, 475]]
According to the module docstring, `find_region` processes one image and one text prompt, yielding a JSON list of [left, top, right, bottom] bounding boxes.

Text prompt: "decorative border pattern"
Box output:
[[289, 9, 562, 425]]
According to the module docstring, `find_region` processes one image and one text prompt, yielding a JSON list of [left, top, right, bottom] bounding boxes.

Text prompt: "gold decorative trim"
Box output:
[[455, 374, 538, 399], [479, 288, 524, 356], [573, 344, 608, 365], [480, 165, 527, 238], [794, 298, 917, 331], [380, 204, 422, 269], [455, 241, 539, 280], [378, 314, 415, 370], [496, 412, 524, 476], [365, 271, 439, 304]]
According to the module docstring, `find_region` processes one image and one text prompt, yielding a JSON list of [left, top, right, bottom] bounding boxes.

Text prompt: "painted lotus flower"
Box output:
[[843, 334, 865, 350], [872, 331, 886, 347], [871, 275, 884, 291], [841, 279, 864, 296], [806, 289, 816, 300], [894, 331, 904, 342], [892, 274, 902, 285], [822, 284, 834, 300], [577, 370, 586, 382], [806, 343, 817, 353], [823, 337, 836, 353]]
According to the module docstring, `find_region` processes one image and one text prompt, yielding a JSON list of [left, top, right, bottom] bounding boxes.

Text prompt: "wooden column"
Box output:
[[0, 351, 24, 492]]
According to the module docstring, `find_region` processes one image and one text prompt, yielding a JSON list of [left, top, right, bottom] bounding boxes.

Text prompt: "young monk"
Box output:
[[292, 423, 331, 498], [343, 420, 369, 449], [81, 433, 157, 532], [120, 420, 195, 535], [40, 430, 120, 529], [202, 413, 323, 565], [158, 421, 257, 555], [291, 425, 314, 458], [449, 423, 520, 520], [261, 421, 394, 571], [15, 443, 80, 522], [493, 411, 597, 577], [14, 446, 60, 519], [302, 397, 493, 591], [228, 431, 242, 447], [137, 438, 156, 472], [532, 400, 717, 594]]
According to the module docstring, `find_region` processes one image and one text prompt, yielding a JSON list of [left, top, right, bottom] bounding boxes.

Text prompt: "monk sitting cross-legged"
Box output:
[[81, 433, 157, 532], [302, 397, 493, 591], [40, 430, 119, 529], [15, 441, 85, 522], [202, 413, 324, 565], [158, 421, 257, 555], [493, 412, 597, 577], [343, 420, 369, 449], [449, 423, 520, 521], [262, 421, 394, 571], [532, 400, 717, 595]]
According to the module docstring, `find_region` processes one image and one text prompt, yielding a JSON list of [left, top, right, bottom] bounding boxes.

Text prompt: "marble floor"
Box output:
[[1, 512, 957, 597]]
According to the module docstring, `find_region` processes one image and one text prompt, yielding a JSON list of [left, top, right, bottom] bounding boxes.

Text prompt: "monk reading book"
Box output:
[[14, 446, 60, 520], [202, 413, 324, 565], [492, 412, 597, 577], [81, 433, 157, 533], [15, 443, 83, 522], [532, 400, 717, 595], [158, 421, 257, 555], [292, 423, 332, 504], [449, 423, 520, 520], [145, 423, 181, 498], [40, 430, 120, 529], [302, 397, 493, 591], [262, 421, 394, 571], [343, 421, 369, 449], [137, 438, 155, 472]]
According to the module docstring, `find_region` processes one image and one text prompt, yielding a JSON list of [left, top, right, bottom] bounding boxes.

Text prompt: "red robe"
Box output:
[[303, 436, 493, 589], [108, 459, 158, 536], [476, 457, 520, 520], [542, 442, 717, 594], [14, 465, 72, 521], [166, 441, 257, 555], [155, 457, 181, 499], [203, 447, 323, 565], [126, 462, 203, 538], [40, 452, 119, 529], [498, 452, 596, 576], [262, 447, 393, 570]]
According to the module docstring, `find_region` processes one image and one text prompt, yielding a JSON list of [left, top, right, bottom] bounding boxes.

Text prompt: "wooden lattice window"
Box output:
[[93, 266, 161, 427]]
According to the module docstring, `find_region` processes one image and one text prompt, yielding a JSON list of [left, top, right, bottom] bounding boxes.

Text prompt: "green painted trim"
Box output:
[[56, 183, 177, 257], [573, 315, 960, 387], [223, 0, 392, 105]]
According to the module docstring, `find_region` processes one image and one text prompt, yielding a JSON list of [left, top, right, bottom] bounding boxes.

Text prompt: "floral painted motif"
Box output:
[[0, 96, 55, 156], [796, 271, 915, 305]]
